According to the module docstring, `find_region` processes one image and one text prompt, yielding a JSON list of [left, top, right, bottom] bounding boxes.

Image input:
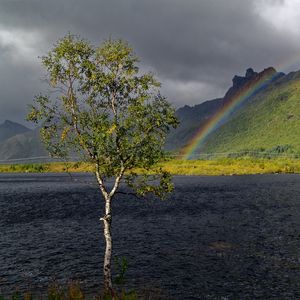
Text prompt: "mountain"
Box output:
[[167, 66, 300, 156], [200, 69, 300, 154], [1, 66, 300, 160], [166, 67, 287, 152], [222, 67, 284, 105], [165, 98, 223, 150], [0, 128, 47, 160], [0, 120, 31, 143]]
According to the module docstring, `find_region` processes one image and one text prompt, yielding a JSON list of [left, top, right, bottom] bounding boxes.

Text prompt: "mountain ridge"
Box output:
[[1, 66, 300, 160], [0, 120, 31, 144], [167, 66, 288, 153], [199, 69, 300, 154]]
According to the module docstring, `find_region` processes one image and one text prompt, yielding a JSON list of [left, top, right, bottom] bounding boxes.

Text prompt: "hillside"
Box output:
[[0, 120, 31, 143], [0, 128, 46, 160], [200, 70, 300, 154], [165, 98, 222, 150], [168, 67, 287, 154]]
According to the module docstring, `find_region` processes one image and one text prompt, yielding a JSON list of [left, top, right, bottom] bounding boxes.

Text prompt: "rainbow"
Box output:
[[182, 69, 280, 160]]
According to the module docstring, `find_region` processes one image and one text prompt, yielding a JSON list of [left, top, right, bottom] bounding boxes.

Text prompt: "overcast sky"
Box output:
[[1, 0, 300, 125]]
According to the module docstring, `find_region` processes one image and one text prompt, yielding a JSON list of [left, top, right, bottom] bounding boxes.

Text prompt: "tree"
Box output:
[[27, 34, 178, 295]]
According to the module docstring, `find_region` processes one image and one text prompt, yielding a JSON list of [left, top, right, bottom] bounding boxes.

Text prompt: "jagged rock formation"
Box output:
[[223, 67, 285, 104]]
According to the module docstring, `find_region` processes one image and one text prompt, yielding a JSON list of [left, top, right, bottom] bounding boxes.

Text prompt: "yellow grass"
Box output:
[[1, 157, 300, 175], [159, 157, 300, 175]]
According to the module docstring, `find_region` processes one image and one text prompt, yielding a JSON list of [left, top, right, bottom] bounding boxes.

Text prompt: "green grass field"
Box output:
[[1, 158, 300, 175], [201, 80, 300, 154]]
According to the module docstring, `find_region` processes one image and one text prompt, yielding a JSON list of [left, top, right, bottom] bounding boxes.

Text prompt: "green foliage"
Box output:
[[0, 281, 138, 300], [0, 163, 49, 173], [226, 145, 297, 159], [11, 291, 21, 300], [46, 280, 107, 300], [269, 144, 293, 154], [27, 33, 178, 198], [102, 290, 137, 300], [124, 169, 174, 199], [113, 257, 128, 285], [48, 282, 65, 300], [26, 34, 178, 293]]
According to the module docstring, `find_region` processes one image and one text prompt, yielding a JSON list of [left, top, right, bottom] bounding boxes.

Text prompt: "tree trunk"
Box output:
[[102, 196, 113, 295]]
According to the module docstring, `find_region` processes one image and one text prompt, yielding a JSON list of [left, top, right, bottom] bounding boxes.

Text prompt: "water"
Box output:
[[0, 173, 300, 299]]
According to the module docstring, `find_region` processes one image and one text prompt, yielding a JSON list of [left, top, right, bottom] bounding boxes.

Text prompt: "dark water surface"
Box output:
[[0, 173, 300, 299]]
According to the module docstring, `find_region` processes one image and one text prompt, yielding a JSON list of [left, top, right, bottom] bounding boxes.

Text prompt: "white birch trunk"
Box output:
[[101, 195, 113, 294], [96, 169, 123, 295]]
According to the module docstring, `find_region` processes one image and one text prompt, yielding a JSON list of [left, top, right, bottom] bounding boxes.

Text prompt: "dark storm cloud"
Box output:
[[0, 0, 299, 124]]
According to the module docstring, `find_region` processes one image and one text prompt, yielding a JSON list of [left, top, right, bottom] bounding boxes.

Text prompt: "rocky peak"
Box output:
[[260, 67, 277, 78], [245, 68, 257, 78], [231, 68, 258, 89], [224, 67, 284, 104]]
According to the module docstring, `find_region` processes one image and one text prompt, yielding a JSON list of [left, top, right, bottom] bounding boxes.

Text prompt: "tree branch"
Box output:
[[67, 74, 95, 160], [95, 166, 109, 199], [109, 166, 125, 198]]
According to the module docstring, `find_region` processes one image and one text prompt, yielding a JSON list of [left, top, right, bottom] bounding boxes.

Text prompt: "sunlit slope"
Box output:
[[201, 73, 300, 153]]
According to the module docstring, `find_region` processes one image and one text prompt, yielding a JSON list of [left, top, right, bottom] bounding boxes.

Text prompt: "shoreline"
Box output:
[[1, 157, 300, 175]]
